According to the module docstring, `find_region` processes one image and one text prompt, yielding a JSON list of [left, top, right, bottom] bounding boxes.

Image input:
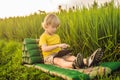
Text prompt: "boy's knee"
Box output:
[[54, 57, 63, 64]]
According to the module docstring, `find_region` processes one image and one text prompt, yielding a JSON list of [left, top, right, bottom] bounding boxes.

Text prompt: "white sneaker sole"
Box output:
[[88, 48, 102, 67]]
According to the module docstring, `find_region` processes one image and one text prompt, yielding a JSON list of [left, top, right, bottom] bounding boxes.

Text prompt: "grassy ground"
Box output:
[[0, 40, 63, 80], [0, 40, 120, 80]]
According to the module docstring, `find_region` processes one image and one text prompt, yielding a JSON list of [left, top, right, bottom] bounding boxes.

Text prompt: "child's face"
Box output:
[[46, 24, 58, 35]]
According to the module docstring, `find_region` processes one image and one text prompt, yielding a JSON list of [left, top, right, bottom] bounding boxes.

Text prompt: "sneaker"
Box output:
[[87, 48, 104, 67], [72, 53, 84, 69]]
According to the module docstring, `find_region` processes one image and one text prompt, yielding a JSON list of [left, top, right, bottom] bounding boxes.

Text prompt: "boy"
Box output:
[[39, 13, 103, 69]]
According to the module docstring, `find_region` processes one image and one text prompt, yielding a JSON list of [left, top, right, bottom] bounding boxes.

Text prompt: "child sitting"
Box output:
[[39, 13, 103, 69]]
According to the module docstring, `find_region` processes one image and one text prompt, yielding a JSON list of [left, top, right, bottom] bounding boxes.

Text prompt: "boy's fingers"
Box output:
[[62, 43, 70, 47]]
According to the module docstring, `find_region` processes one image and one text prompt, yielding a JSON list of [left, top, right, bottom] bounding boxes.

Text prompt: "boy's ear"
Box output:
[[42, 23, 47, 29]]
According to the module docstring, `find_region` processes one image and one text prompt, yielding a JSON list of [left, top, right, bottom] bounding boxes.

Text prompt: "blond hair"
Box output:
[[42, 13, 60, 29]]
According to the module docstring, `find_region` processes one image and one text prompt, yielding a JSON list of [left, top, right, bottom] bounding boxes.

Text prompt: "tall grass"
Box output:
[[57, 3, 120, 59], [0, 2, 120, 61], [0, 14, 45, 41], [0, 40, 63, 80]]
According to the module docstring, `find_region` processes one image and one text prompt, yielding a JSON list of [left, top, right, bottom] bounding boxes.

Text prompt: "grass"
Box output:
[[0, 40, 63, 80], [0, 1, 120, 80], [0, 40, 119, 80]]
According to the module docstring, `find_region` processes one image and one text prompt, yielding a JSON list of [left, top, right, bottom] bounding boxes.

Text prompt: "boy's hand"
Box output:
[[58, 43, 70, 49]]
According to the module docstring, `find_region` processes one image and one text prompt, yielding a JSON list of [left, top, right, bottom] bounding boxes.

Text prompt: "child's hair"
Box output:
[[42, 13, 60, 29]]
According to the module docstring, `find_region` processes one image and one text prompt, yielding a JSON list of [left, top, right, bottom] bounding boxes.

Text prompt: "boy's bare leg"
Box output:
[[63, 55, 76, 62], [63, 55, 88, 66], [53, 57, 73, 68]]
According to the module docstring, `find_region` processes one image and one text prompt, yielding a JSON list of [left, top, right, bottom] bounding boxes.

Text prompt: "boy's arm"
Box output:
[[41, 44, 59, 52], [41, 43, 70, 52]]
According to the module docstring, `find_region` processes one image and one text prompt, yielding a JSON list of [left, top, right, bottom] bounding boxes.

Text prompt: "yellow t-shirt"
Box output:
[[39, 32, 61, 57]]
